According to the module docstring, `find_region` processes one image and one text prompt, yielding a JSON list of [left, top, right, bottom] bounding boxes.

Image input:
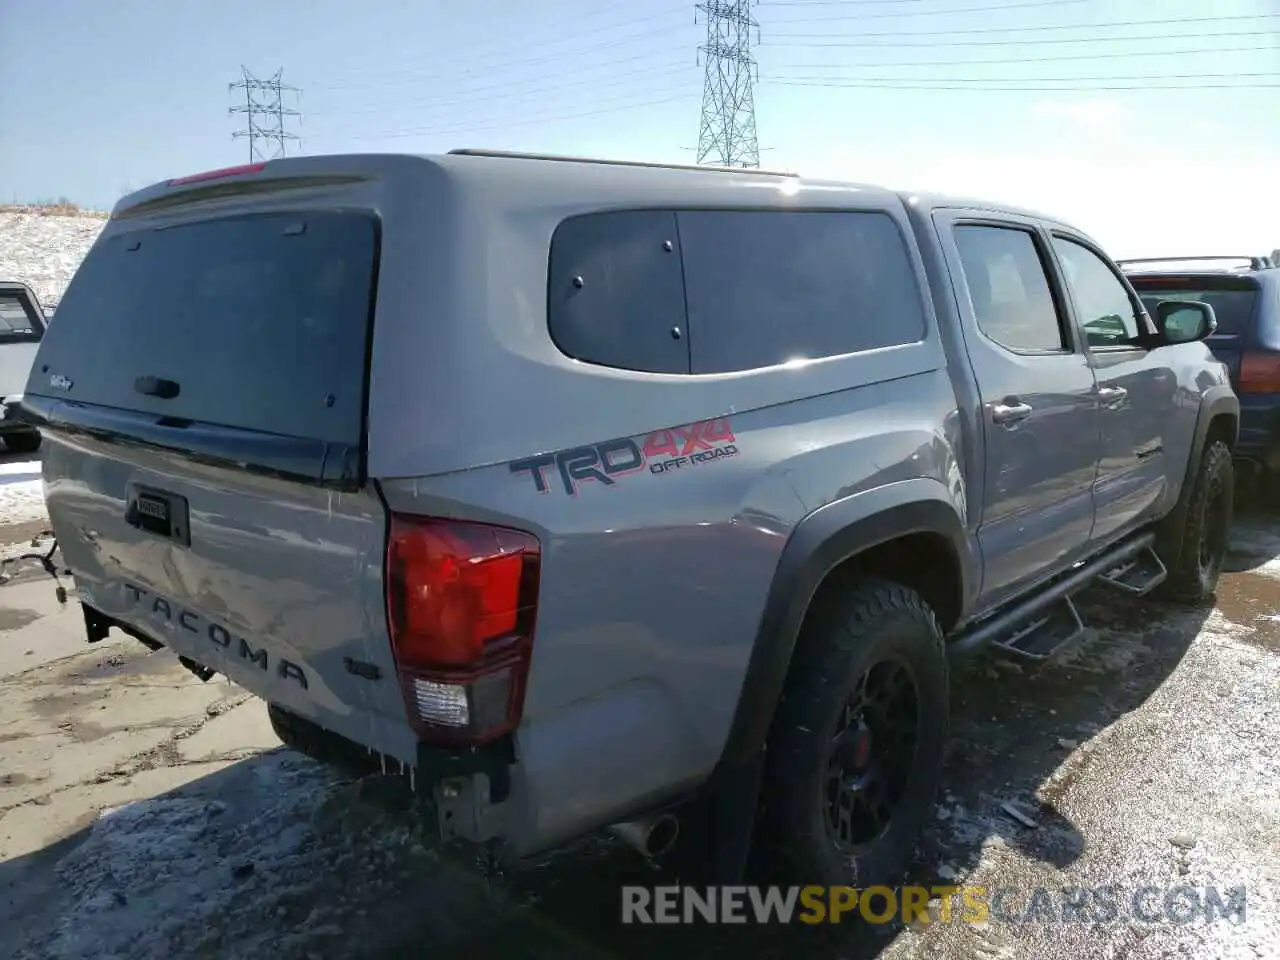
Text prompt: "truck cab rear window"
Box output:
[[31, 212, 378, 448], [547, 208, 926, 375]]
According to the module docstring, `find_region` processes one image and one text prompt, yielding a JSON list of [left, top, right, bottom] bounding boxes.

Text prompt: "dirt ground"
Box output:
[[2, 476, 1278, 959]]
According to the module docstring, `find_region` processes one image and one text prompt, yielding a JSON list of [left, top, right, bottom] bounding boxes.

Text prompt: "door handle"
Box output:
[[1097, 386, 1128, 403], [992, 400, 1033, 424]]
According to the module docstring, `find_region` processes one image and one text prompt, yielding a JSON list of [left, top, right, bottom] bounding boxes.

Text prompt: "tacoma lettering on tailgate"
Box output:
[[123, 583, 308, 689]]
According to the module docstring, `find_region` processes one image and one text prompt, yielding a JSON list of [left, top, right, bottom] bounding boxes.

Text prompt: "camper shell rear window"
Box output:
[[27, 211, 379, 482]]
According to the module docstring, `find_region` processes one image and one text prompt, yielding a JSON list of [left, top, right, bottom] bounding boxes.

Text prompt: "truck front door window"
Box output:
[[1051, 238, 1141, 347]]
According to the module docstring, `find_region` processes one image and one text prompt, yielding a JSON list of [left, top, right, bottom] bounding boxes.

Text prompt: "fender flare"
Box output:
[[711, 479, 973, 777], [1156, 385, 1239, 566]]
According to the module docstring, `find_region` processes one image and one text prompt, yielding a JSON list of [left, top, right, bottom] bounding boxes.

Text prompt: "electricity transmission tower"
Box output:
[[695, 0, 760, 168], [229, 67, 302, 163]]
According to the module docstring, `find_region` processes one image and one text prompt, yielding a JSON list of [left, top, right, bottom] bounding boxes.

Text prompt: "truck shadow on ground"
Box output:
[[11, 524, 1280, 959]]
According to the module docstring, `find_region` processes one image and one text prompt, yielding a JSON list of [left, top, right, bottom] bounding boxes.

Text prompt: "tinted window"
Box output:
[[953, 225, 1065, 352], [0, 292, 42, 344], [548, 210, 689, 374], [1133, 282, 1258, 338], [678, 210, 925, 374], [30, 212, 377, 446], [1051, 237, 1140, 346]]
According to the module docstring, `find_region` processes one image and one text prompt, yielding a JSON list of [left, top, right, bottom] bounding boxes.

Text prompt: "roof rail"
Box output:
[[1117, 255, 1274, 272], [447, 148, 800, 178]]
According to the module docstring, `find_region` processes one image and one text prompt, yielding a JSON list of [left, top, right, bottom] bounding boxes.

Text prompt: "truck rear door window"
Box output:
[[953, 225, 1067, 353], [30, 212, 378, 449]]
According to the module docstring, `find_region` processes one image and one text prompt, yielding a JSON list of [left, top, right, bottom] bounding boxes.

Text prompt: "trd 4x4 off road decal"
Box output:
[[510, 417, 738, 496]]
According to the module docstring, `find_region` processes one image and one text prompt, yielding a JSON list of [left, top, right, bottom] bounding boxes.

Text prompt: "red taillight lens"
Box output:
[[168, 162, 266, 186], [385, 514, 540, 744], [1239, 352, 1280, 394]]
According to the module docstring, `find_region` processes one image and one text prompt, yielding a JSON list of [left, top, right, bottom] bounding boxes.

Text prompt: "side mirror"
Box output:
[[1156, 300, 1217, 345]]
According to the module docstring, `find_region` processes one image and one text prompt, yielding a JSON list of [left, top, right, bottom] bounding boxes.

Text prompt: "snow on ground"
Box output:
[[0, 205, 106, 311], [0, 459, 45, 527]]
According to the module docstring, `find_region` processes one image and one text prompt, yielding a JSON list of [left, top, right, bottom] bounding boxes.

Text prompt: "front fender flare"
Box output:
[[1156, 384, 1239, 567]]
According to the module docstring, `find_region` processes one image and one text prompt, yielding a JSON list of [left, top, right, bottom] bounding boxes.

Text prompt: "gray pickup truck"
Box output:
[[21, 150, 1237, 890]]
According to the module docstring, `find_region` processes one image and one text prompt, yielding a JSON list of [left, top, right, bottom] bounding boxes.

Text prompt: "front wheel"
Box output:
[[755, 578, 949, 887], [1159, 439, 1234, 604]]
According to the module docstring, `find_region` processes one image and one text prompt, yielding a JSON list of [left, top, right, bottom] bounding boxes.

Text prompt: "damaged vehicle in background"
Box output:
[[21, 151, 1238, 890]]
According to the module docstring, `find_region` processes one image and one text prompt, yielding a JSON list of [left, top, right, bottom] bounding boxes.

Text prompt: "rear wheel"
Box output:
[[1160, 440, 1233, 604], [755, 578, 949, 887], [3, 431, 40, 454]]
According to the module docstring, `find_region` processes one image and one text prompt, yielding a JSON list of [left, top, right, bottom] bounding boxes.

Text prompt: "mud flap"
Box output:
[[664, 749, 764, 884]]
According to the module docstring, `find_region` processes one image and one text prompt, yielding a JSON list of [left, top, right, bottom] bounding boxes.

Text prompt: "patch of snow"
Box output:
[[28, 757, 338, 960], [0, 208, 106, 310], [0, 459, 45, 526], [14, 754, 444, 960]]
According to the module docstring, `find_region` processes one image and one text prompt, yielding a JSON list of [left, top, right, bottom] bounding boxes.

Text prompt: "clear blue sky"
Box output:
[[1, 0, 1276, 256]]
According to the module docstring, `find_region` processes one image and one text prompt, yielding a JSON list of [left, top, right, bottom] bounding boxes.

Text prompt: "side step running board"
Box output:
[[1097, 546, 1167, 596], [989, 596, 1085, 662], [949, 533, 1155, 663]]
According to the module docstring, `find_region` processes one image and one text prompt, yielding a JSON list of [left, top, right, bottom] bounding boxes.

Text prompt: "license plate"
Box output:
[[126, 486, 190, 546], [136, 494, 169, 521]]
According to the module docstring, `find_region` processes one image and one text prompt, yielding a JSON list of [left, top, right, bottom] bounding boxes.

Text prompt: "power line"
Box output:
[[309, 9, 692, 92], [766, 12, 1279, 40], [771, 71, 1280, 84], [229, 67, 302, 162], [697, 0, 762, 168], [771, 78, 1280, 92], [781, 45, 1276, 70], [762, 29, 1268, 48], [333, 86, 697, 143], [308, 59, 691, 120], [769, 0, 1096, 23], [760, 0, 1073, 4]]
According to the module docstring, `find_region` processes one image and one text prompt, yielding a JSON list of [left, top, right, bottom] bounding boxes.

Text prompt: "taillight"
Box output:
[[1239, 352, 1280, 394], [385, 514, 541, 745], [168, 162, 266, 186]]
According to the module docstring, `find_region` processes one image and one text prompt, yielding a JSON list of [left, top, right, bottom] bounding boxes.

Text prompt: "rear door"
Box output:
[[22, 196, 417, 763]]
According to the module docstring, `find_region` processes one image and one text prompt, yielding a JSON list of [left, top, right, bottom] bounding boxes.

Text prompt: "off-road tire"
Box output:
[[1159, 439, 1234, 604], [755, 577, 949, 888], [3, 432, 40, 455]]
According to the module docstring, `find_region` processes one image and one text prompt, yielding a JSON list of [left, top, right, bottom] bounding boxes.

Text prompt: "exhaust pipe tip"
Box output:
[[609, 813, 680, 859]]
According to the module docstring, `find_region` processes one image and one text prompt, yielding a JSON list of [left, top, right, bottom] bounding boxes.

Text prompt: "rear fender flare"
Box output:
[[712, 478, 973, 777]]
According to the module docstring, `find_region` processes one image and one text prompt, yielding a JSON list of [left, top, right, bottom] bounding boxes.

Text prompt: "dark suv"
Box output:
[[1122, 255, 1280, 488]]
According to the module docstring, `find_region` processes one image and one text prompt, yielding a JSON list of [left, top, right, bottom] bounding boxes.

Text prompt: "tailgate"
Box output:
[[22, 196, 417, 765]]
